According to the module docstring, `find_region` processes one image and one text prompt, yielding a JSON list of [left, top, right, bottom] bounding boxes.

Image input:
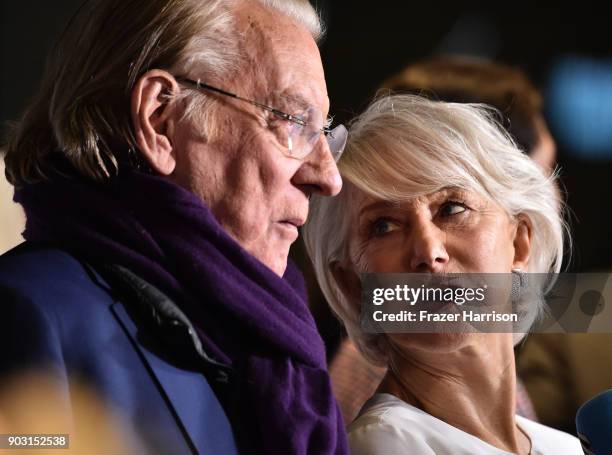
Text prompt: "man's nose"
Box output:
[[406, 220, 449, 273], [291, 137, 343, 197]]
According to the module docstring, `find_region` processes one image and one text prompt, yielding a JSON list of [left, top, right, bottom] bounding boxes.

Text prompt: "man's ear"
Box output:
[[330, 260, 362, 311], [131, 70, 179, 175], [512, 216, 532, 271]]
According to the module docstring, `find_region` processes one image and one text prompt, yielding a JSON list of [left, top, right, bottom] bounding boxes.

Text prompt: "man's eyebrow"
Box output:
[[274, 90, 331, 114], [272, 92, 310, 110]]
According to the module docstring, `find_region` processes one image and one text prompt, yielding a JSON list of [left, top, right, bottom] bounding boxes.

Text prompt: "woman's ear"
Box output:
[[512, 216, 532, 271], [330, 260, 362, 311], [131, 69, 179, 175]]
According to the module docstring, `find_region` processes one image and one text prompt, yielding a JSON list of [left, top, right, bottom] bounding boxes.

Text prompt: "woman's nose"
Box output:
[[407, 220, 449, 273]]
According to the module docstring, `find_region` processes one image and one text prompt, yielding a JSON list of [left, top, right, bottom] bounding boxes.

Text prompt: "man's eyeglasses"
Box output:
[[174, 76, 347, 162]]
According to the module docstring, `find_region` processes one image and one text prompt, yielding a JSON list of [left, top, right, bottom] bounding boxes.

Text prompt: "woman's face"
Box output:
[[345, 185, 530, 354]]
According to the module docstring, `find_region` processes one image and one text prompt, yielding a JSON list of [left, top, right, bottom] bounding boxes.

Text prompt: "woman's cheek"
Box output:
[[365, 238, 407, 273], [452, 227, 510, 273]]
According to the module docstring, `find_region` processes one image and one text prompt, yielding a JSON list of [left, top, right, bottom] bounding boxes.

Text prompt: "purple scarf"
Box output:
[[15, 163, 347, 454]]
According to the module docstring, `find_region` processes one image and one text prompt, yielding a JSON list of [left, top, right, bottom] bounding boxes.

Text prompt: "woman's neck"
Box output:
[[378, 334, 531, 454]]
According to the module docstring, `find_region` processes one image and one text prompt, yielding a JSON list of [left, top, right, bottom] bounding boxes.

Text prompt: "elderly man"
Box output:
[[0, 0, 347, 453]]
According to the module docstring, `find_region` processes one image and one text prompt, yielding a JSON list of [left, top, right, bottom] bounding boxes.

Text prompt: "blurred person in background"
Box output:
[[305, 94, 581, 454], [517, 332, 612, 434], [330, 55, 555, 424], [0, 0, 349, 453], [0, 158, 24, 254], [382, 56, 557, 172]]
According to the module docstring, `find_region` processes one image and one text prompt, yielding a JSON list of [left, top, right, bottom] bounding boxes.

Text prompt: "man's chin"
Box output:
[[251, 241, 291, 277], [270, 247, 291, 277], [260, 255, 288, 278]]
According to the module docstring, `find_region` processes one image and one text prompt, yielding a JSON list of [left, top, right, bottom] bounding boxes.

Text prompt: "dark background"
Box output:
[[2, 2, 611, 351]]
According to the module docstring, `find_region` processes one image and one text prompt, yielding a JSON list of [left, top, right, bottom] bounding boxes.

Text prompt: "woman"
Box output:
[[329, 56, 553, 425], [304, 95, 582, 454]]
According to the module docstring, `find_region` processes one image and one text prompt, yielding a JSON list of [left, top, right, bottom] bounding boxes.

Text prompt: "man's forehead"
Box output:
[[232, 1, 329, 113], [260, 49, 330, 116]]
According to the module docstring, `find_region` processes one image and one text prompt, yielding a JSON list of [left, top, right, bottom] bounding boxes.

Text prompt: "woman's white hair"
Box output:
[[5, 0, 322, 185], [303, 94, 569, 366]]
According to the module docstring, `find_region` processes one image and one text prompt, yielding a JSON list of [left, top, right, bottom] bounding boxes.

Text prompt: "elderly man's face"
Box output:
[[170, 3, 342, 276]]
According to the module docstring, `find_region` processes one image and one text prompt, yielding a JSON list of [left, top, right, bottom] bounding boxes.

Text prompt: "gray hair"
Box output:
[[4, 0, 322, 185], [303, 94, 568, 365]]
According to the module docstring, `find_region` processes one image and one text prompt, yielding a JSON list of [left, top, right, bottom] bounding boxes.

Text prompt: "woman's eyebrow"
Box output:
[[357, 200, 397, 220], [428, 187, 472, 201], [356, 188, 475, 220]]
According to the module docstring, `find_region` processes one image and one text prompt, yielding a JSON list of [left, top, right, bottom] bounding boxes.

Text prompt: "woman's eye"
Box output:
[[439, 201, 468, 217], [371, 218, 400, 236]]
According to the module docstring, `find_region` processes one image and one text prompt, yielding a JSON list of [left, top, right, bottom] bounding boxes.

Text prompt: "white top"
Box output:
[[348, 393, 583, 455]]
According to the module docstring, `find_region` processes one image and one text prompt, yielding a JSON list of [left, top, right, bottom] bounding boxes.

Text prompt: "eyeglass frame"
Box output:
[[173, 75, 346, 161]]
